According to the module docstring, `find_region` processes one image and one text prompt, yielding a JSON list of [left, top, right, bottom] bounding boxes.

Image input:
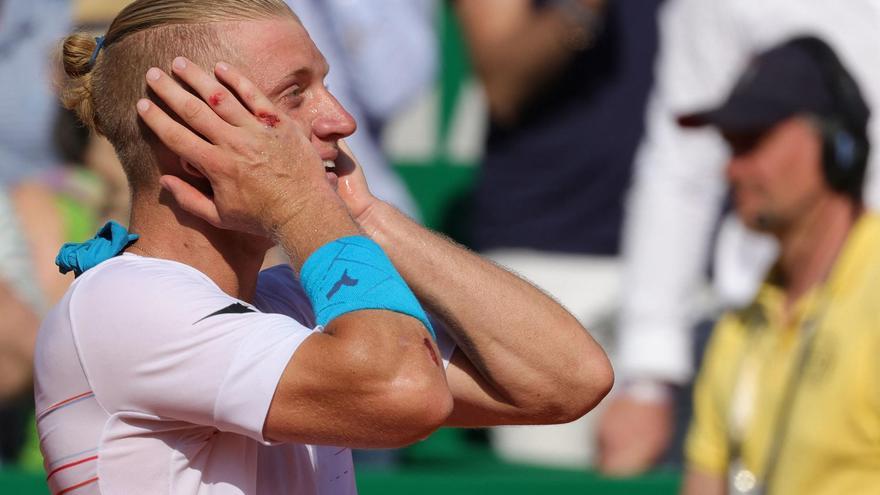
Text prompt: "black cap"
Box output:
[[679, 37, 859, 133]]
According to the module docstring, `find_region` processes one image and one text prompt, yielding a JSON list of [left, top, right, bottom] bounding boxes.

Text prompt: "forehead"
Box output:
[[221, 18, 327, 94]]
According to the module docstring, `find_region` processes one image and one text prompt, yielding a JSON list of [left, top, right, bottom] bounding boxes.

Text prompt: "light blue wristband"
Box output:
[[300, 235, 435, 340]]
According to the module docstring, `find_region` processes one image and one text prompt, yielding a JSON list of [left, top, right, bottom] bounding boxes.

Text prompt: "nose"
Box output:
[[312, 91, 357, 141]]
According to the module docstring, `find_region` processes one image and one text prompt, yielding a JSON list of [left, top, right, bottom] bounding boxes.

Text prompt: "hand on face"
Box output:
[[333, 140, 378, 221], [137, 57, 338, 237]]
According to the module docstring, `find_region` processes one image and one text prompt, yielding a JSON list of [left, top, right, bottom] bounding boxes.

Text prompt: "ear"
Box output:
[[153, 142, 204, 177], [180, 157, 206, 178]]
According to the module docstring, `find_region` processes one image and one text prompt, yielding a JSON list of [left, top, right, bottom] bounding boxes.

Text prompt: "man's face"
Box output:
[[723, 116, 826, 233], [225, 18, 356, 174]]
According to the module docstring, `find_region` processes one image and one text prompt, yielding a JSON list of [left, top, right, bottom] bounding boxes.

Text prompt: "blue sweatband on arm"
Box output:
[[299, 235, 435, 340]]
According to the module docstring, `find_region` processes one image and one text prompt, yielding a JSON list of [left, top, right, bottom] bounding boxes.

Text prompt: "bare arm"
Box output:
[[140, 59, 452, 448], [682, 467, 725, 495], [454, 0, 605, 124], [335, 147, 613, 427]]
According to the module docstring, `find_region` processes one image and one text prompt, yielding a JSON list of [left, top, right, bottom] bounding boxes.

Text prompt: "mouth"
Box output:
[[323, 159, 339, 189]]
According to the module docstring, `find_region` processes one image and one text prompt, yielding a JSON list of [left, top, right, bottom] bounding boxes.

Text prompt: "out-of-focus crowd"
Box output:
[[3, 1, 879, 494]]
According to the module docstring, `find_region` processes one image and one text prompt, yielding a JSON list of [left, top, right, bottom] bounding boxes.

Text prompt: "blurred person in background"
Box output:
[[677, 36, 880, 495], [0, 190, 42, 467], [0, 0, 71, 470], [0, 0, 70, 185], [12, 108, 130, 308], [3, 103, 132, 475], [601, 0, 880, 475], [454, 0, 662, 468], [0, 1, 132, 470]]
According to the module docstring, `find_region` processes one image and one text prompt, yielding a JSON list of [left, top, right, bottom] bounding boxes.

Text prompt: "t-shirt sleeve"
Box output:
[[69, 259, 317, 443], [685, 315, 739, 476]]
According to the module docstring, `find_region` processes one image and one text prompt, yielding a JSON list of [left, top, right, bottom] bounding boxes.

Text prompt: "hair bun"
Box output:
[[59, 32, 100, 132], [62, 33, 98, 78]]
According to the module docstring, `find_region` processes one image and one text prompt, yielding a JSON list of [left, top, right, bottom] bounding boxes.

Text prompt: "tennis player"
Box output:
[[34, 1, 613, 494]]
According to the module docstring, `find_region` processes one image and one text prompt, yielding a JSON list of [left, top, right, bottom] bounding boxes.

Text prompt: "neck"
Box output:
[[775, 194, 860, 308], [126, 189, 271, 301]]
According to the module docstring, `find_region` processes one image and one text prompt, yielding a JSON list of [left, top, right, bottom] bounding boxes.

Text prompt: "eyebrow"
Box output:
[[267, 68, 311, 98]]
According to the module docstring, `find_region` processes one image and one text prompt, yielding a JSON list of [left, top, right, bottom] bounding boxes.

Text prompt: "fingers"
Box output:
[[169, 57, 254, 128], [159, 175, 223, 227], [213, 62, 281, 127], [145, 66, 234, 145], [136, 98, 217, 170]]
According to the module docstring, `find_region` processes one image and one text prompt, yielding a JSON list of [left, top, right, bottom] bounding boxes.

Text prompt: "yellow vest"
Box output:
[[686, 214, 880, 494]]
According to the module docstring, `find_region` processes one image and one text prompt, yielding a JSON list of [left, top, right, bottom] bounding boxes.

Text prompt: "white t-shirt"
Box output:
[[34, 254, 454, 495]]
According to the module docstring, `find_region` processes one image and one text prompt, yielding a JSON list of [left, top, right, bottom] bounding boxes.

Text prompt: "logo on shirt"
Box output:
[[193, 302, 255, 324], [326, 270, 359, 300]]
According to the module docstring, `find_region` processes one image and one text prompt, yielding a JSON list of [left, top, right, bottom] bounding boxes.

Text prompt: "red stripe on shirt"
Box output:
[[56, 476, 99, 495], [38, 391, 94, 416], [46, 455, 98, 481]]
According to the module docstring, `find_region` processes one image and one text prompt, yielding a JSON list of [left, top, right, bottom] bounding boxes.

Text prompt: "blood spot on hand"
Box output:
[[257, 112, 280, 128], [208, 93, 224, 107], [424, 338, 440, 367]]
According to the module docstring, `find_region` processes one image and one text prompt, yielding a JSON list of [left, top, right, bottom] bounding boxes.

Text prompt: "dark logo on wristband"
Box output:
[[327, 269, 359, 300]]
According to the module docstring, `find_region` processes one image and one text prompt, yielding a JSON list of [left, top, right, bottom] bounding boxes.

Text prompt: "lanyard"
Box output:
[[726, 294, 831, 495]]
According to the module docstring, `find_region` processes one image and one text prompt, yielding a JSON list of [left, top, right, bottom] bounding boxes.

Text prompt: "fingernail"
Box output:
[[216, 62, 229, 72], [173, 57, 187, 70], [137, 99, 150, 112], [146, 67, 161, 81]]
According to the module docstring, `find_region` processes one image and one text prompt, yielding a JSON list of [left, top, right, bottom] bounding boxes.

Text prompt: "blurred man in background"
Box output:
[[602, 0, 880, 475], [677, 37, 880, 495], [454, 0, 662, 468]]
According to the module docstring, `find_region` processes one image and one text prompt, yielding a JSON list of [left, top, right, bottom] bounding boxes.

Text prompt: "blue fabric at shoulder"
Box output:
[[55, 220, 139, 277], [300, 235, 435, 340]]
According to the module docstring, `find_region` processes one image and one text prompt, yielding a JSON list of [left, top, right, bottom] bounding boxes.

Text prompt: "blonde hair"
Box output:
[[59, 0, 296, 189]]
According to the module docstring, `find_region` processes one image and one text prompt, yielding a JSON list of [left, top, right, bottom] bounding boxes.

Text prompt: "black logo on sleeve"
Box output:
[[326, 270, 359, 300], [194, 302, 255, 324]]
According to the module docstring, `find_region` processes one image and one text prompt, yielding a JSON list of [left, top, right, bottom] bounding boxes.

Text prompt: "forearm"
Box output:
[[274, 188, 361, 271], [268, 197, 452, 447], [455, 0, 604, 123], [358, 201, 612, 411]]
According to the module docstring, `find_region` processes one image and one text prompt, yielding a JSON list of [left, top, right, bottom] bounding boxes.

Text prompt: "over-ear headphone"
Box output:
[[790, 36, 870, 200]]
